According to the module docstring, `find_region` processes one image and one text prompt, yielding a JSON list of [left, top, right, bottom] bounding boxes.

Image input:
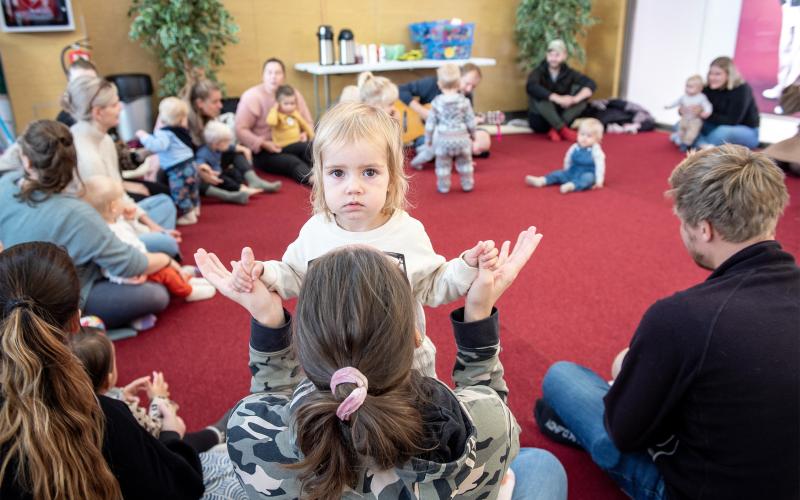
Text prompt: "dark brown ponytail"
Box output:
[[287, 247, 425, 499]]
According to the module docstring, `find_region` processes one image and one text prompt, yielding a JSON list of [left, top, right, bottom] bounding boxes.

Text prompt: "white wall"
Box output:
[[624, 0, 743, 126]]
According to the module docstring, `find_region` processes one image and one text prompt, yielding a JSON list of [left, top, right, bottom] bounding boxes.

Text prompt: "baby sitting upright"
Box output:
[[525, 117, 606, 194]]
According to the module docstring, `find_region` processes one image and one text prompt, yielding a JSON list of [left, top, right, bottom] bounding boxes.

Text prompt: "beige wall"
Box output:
[[0, 0, 626, 134]]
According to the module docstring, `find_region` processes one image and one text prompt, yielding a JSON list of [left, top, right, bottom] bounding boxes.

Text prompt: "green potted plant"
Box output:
[[128, 0, 239, 96], [514, 0, 597, 70]]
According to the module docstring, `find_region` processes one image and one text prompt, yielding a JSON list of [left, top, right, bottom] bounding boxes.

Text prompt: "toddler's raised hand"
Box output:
[[147, 371, 170, 399], [230, 247, 265, 293], [462, 240, 498, 268]]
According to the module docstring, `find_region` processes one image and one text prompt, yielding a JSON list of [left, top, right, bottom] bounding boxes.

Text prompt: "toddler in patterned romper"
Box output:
[[424, 63, 476, 193]]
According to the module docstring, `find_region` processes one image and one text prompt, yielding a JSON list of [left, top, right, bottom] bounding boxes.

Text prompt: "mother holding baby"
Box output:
[[235, 57, 315, 184]]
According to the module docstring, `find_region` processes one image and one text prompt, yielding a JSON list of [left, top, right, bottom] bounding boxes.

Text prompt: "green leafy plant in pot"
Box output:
[[128, 0, 239, 96], [514, 0, 597, 71]]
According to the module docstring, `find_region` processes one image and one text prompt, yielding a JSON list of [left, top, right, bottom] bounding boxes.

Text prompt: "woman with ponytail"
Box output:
[[0, 120, 174, 329], [0, 242, 204, 498], [197, 228, 567, 499]]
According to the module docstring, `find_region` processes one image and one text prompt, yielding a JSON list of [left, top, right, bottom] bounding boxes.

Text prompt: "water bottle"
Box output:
[[317, 25, 335, 66]]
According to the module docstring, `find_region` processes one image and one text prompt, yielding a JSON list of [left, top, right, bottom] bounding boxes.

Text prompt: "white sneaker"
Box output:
[[181, 265, 199, 277], [560, 182, 576, 194], [186, 283, 216, 302], [525, 175, 546, 187], [188, 277, 211, 287], [176, 211, 198, 226], [763, 85, 783, 100]]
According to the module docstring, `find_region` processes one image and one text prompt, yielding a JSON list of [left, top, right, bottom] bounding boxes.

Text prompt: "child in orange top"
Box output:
[[81, 176, 216, 302], [266, 85, 315, 148]]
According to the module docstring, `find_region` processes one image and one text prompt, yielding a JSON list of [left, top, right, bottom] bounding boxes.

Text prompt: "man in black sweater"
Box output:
[[538, 145, 798, 499], [526, 39, 596, 142]]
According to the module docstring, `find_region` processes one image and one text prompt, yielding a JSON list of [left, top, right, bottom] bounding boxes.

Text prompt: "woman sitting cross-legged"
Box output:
[[196, 227, 568, 499]]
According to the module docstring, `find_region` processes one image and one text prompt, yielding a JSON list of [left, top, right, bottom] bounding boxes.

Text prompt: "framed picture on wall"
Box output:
[[1, 0, 75, 33]]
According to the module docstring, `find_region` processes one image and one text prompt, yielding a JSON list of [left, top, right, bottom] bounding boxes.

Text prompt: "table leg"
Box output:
[[323, 75, 331, 111], [313, 75, 320, 120]]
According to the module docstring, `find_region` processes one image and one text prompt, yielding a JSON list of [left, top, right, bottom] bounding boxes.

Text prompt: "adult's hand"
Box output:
[[195, 248, 284, 327], [157, 400, 186, 438], [464, 226, 543, 322], [263, 140, 283, 154], [197, 163, 223, 185]]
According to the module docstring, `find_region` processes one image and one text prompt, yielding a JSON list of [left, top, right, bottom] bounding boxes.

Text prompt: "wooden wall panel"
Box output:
[[0, 0, 626, 134]]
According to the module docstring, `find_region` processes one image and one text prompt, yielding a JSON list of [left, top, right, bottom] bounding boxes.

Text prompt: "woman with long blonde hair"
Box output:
[[0, 242, 204, 498]]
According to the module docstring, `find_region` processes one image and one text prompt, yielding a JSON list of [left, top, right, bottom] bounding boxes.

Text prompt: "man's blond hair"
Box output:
[[667, 145, 789, 242], [311, 102, 407, 219]]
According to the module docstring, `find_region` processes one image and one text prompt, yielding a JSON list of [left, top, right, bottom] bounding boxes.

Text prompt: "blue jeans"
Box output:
[[137, 193, 176, 229], [510, 448, 568, 500], [136, 194, 179, 257], [697, 123, 759, 149], [545, 169, 596, 191], [84, 280, 169, 329], [542, 362, 666, 500]]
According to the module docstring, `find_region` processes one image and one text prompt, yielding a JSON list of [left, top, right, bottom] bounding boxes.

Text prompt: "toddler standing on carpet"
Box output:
[[525, 117, 606, 194], [137, 97, 201, 225], [68, 327, 225, 453], [223, 102, 497, 377], [266, 85, 315, 149], [665, 74, 713, 151], [82, 176, 216, 302], [423, 63, 477, 193]]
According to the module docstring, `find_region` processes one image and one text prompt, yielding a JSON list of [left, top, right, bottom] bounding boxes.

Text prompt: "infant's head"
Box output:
[[68, 327, 116, 393], [203, 120, 234, 153], [685, 75, 704, 96], [577, 118, 604, 148], [276, 85, 297, 114], [159, 97, 189, 127], [81, 176, 125, 222]]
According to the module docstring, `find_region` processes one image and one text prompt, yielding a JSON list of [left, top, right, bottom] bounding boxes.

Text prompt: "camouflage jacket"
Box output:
[[227, 308, 520, 499]]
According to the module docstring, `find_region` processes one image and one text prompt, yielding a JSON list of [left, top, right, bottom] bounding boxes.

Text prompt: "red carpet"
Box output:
[[115, 132, 800, 499]]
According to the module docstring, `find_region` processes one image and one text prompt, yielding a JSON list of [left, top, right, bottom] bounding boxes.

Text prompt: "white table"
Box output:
[[294, 58, 496, 117]]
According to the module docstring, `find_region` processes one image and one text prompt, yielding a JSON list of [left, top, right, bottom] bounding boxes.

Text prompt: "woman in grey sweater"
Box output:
[[0, 120, 176, 328]]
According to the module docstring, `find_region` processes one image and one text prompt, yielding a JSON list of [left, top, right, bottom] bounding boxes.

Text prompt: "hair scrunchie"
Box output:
[[3, 298, 33, 316], [329, 366, 368, 422]]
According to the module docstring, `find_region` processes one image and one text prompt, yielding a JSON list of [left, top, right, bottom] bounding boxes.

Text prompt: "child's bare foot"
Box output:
[[559, 182, 576, 194], [525, 175, 546, 187]]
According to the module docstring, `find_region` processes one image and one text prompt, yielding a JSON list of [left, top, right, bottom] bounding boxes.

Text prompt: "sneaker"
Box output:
[[188, 277, 212, 287], [546, 128, 562, 142], [176, 211, 198, 226], [181, 265, 199, 278], [130, 313, 158, 331], [560, 182, 576, 194], [762, 84, 783, 100], [186, 283, 216, 302], [525, 175, 546, 187], [559, 126, 578, 142], [460, 176, 474, 192], [410, 146, 434, 169], [533, 399, 582, 449]]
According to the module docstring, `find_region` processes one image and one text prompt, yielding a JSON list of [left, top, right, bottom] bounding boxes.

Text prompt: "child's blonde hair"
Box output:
[[686, 74, 704, 87], [357, 72, 399, 108], [579, 118, 604, 142], [437, 64, 461, 90], [158, 97, 189, 126], [203, 120, 233, 145], [82, 176, 124, 216], [311, 102, 408, 219]]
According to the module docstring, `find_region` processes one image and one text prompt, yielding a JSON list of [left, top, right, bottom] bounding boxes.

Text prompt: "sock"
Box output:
[[244, 170, 282, 192], [205, 185, 249, 205]]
